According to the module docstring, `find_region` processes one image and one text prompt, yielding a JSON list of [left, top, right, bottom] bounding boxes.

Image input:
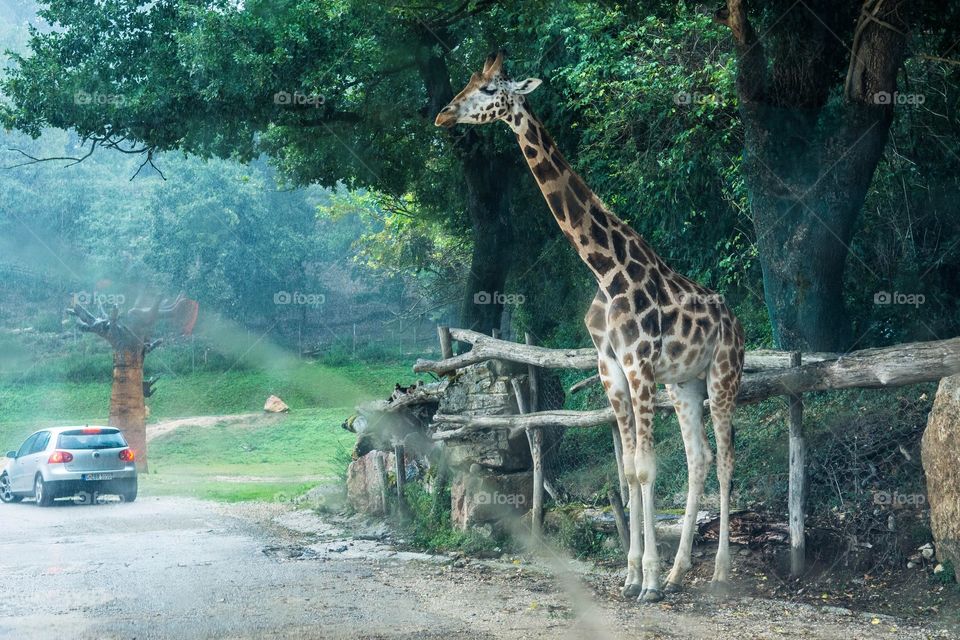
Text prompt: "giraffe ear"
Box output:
[[509, 78, 542, 95]]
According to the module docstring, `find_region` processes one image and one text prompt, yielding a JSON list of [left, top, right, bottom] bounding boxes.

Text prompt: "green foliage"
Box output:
[[399, 482, 501, 556]]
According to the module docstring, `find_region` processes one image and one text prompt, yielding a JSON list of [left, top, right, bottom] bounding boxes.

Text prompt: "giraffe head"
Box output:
[[434, 51, 542, 128]]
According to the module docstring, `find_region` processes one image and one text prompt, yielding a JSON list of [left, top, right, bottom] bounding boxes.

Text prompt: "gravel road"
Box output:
[[0, 496, 950, 639]]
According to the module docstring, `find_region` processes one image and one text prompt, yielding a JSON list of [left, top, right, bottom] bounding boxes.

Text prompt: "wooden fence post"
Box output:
[[607, 488, 630, 553], [437, 325, 453, 360], [374, 452, 388, 515], [610, 424, 629, 511], [524, 333, 545, 540], [394, 443, 406, 516], [788, 351, 806, 577]]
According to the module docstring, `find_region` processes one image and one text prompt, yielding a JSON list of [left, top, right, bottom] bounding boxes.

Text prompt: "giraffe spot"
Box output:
[[586, 308, 605, 329], [621, 318, 640, 345], [684, 350, 698, 366], [525, 125, 540, 145], [708, 303, 720, 321], [566, 198, 585, 226], [532, 159, 560, 183], [681, 315, 693, 337], [633, 290, 651, 314], [607, 273, 628, 297], [638, 386, 651, 401], [643, 277, 659, 301], [513, 113, 522, 126], [587, 252, 616, 275], [545, 192, 565, 222], [667, 341, 686, 358], [579, 234, 589, 246], [524, 145, 538, 158], [550, 149, 566, 171], [610, 295, 631, 318], [625, 260, 645, 282], [637, 340, 652, 359], [623, 353, 634, 366], [569, 177, 590, 203], [611, 230, 627, 263], [639, 310, 658, 337], [590, 219, 609, 249], [661, 308, 679, 334], [628, 240, 645, 263]]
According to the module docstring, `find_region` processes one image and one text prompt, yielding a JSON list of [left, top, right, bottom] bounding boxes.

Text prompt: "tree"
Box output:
[[714, 0, 926, 350], [67, 294, 194, 471]]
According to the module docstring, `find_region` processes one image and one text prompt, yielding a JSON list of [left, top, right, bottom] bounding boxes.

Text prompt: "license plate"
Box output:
[[83, 473, 114, 481]]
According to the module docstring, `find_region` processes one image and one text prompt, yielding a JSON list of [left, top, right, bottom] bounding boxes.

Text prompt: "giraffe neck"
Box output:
[[505, 103, 663, 288]]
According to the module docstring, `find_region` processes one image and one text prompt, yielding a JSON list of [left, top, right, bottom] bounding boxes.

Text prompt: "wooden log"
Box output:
[[438, 325, 453, 360], [415, 327, 841, 376], [431, 336, 960, 435], [607, 488, 630, 553], [788, 351, 806, 577]]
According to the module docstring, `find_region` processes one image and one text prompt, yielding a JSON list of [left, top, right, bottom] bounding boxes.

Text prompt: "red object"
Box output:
[[119, 449, 135, 462], [48, 451, 74, 464], [82, 428, 102, 434]]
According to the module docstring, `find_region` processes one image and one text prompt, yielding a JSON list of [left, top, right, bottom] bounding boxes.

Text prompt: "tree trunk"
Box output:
[[718, 0, 911, 351], [415, 31, 517, 339], [744, 104, 893, 351], [109, 348, 148, 472]]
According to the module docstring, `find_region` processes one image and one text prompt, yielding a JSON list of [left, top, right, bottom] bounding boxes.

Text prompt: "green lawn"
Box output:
[[0, 358, 422, 502]]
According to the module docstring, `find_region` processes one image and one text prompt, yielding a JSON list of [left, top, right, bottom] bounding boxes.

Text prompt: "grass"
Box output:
[[0, 335, 424, 502], [140, 408, 356, 501]]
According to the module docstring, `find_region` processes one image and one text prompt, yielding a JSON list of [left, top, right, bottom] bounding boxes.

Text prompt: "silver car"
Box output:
[[0, 426, 138, 506]]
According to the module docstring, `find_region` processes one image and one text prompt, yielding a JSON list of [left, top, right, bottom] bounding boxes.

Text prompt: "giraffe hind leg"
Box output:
[[663, 378, 710, 593]]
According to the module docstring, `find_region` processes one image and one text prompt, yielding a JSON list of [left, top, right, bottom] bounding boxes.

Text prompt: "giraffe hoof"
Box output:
[[708, 581, 733, 598], [663, 581, 683, 594], [640, 589, 663, 603], [621, 584, 643, 599]]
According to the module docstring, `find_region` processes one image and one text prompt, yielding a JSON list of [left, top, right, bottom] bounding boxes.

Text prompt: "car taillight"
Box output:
[[82, 428, 102, 434], [119, 449, 135, 462], [48, 451, 74, 463]]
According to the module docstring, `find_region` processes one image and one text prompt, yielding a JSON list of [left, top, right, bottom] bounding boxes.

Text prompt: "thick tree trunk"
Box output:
[[744, 104, 893, 351], [109, 348, 148, 472], [415, 32, 516, 339], [718, 0, 911, 351]]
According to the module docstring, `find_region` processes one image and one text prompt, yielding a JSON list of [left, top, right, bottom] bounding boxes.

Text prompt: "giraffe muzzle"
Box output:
[[434, 106, 457, 127]]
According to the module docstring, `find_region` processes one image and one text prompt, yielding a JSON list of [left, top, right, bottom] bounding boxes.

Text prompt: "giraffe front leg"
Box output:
[[629, 369, 661, 603], [594, 354, 642, 598]]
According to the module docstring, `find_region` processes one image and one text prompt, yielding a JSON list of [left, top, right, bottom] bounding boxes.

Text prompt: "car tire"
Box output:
[[34, 475, 55, 507], [120, 479, 138, 503], [0, 473, 22, 503]]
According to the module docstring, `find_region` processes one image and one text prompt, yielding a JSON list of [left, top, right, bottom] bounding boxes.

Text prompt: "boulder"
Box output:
[[450, 469, 533, 530], [921, 374, 960, 581], [346, 450, 392, 515], [264, 395, 290, 413]]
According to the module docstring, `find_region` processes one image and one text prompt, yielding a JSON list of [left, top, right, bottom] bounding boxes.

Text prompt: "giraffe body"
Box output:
[[437, 52, 745, 600]]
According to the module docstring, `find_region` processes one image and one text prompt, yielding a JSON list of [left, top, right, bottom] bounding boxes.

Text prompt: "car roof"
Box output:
[[30, 426, 117, 435]]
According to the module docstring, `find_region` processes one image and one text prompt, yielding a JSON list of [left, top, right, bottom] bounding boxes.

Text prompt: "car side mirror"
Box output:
[[4, 451, 15, 459]]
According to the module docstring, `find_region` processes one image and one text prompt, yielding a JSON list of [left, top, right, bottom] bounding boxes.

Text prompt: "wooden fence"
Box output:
[[416, 326, 960, 575]]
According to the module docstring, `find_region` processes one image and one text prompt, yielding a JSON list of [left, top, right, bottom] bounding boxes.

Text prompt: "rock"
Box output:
[[907, 561, 916, 569], [934, 563, 945, 575], [264, 395, 290, 413], [921, 375, 960, 581], [920, 543, 935, 560], [346, 450, 392, 515], [450, 469, 533, 530]]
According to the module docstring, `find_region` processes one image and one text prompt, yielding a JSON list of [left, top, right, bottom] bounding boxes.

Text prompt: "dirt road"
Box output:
[[0, 497, 949, 639]]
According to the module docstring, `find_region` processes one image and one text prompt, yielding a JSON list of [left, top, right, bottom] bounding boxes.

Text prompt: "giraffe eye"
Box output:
[[479, 85, 497, 95]]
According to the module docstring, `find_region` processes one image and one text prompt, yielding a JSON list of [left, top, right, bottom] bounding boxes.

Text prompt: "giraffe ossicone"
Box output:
[[436, 50, 745, 601]]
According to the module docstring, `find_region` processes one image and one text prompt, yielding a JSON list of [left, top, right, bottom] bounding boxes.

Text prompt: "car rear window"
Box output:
[[57, 429, 127, 450]]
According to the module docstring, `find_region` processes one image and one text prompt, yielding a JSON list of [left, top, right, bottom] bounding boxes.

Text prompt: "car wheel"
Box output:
[[34, 475, 55, 507], [120, 479, 138, 503], [0, 473, 22, 503]]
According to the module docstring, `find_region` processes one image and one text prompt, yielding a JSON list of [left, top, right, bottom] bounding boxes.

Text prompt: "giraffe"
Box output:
[[435, 52, 745, 602]]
